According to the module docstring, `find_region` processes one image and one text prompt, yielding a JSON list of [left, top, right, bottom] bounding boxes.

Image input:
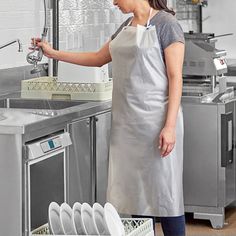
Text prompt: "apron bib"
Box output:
[[107, 9, 184, 217]]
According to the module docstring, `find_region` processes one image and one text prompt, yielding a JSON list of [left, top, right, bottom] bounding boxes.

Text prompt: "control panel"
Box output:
[[40, 137, 62, 153], [214, 57, 227, 71], [27, 132, 72, 160]]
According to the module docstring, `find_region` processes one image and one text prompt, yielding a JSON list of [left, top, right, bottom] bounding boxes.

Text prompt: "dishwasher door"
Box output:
[[25, 132, 72, 233]]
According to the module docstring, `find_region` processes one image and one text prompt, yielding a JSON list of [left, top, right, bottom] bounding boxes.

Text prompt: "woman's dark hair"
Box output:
[[148, 0, 175, 15]]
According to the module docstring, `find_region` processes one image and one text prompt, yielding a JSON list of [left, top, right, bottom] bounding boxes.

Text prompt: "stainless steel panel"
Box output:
[[68, 118, 92, 205], [183, 32, 228, 76], [183, 100, 236, 227], [95, 112, 111, 205], [224, 102, 236, 206], [0, 134, 22, 236], [183, 103, 218, 206]]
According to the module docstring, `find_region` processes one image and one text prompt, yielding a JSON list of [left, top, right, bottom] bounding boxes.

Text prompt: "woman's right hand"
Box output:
[[31, 38, 57, 59]]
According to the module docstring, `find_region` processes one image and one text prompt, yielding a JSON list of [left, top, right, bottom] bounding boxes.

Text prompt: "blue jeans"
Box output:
[[132, 215, 185, 236], [160, 215, 185, 236]]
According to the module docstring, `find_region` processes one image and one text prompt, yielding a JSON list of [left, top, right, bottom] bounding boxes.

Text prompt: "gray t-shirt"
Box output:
[[111, 10, 185, 58]]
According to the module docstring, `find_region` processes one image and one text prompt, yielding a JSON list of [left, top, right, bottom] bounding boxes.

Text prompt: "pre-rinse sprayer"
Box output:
[[26, 0, 49, 74]]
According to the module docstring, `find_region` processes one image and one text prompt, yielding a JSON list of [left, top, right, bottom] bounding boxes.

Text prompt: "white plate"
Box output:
[[81, 203, 99, 235], [60, 202, 77, 235], [104, 203, 125, 236], [92, 203, 110, 235], [48, 202, 64, 235], [72, 202, 86, 235]]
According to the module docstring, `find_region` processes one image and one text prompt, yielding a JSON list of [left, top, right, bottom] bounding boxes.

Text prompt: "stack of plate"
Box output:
[[48, 202, 125, 236]]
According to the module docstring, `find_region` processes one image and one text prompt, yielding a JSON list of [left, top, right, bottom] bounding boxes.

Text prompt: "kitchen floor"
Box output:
[[155, 206, 236, 236]]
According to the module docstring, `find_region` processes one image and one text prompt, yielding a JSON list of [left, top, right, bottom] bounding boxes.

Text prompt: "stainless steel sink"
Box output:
[[0, 98, 87, 110]]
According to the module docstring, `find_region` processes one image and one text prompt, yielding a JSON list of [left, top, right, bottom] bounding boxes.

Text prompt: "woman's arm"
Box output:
[[159, 41, 185, 157], [36, 39, 112, 67]]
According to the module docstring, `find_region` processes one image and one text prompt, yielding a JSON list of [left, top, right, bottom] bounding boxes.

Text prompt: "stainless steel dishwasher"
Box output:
[[24, 132, 72, 234]]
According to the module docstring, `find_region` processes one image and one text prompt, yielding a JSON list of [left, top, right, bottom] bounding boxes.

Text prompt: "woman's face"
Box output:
[[113, 0, 135, 13]]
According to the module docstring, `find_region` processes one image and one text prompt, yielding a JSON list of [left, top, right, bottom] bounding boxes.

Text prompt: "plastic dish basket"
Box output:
[[21, 77, 113, 101], [31, 218, 154, 236]]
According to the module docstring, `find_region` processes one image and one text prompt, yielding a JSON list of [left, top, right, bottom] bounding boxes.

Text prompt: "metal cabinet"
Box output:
[[95, 112, 111, 205], [67, 112, 111, 206], [182, 100, 236, 228], [67, 118, 92, 205]]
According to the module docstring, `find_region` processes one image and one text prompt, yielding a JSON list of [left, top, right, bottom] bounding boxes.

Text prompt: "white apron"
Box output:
[[107, 10, 184, 217]]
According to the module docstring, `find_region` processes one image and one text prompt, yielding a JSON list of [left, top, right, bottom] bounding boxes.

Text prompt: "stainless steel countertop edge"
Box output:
[[0, 100, 112, 134]]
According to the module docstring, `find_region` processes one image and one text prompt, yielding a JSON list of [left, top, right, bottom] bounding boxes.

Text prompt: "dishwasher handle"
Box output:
[[221, 112, 233, 167]]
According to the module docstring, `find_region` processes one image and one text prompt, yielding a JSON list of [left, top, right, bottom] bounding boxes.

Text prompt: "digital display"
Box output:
[[40, 137, 62, 153], [48, 140, 55, 149]]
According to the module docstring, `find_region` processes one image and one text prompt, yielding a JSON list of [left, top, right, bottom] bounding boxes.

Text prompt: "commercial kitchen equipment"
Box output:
[[182, 32, 236, 228], [0, 97, 111, 236], [25, 132, 72, 232], [20, 76, 113, 101], [26, 0, 49, 74], [182, 32, 228, 97], [32, 218, 154, 236], [67, 111, 111, 206], [0, 115, 71, 236], [0, 39, 23, 52]]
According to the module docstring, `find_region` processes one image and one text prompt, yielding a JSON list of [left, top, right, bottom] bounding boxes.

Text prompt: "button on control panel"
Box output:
[[214, 57, 227, 70], [40, 137, 62, 153]]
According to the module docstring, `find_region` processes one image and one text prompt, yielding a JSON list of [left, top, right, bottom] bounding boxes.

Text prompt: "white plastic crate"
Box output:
[[31, 218, 154, 236], [21, 77, 113, 101]]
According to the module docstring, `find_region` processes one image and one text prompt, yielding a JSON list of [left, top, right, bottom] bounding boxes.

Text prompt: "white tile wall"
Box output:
[[0, 0, 127, 69], [0, 0, 202, 70], [0, 0, 47, 70], [202, 0, 236, 59], [59, 0, 128, 51], [175, 0, 200, 33]]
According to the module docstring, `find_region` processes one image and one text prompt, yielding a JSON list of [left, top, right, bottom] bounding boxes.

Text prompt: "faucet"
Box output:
[[26, 27, 48, 74], [0, 39, 23, 52], [27, 0, 49, 74]]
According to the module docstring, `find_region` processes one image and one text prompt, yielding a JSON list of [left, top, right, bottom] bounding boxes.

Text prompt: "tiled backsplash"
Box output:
[[175, 0, 200, 33], [58, 0, 199, 51], [0, 0, 198, 70], [59, 0, 128, 51], [0, 0, 47, 70], [0, 0, 128, 69]]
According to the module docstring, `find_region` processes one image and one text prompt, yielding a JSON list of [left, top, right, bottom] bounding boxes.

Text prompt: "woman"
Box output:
[[33, 0, 185, 235]]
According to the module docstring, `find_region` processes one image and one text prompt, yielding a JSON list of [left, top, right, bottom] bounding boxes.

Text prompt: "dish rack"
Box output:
[[21, 77, 113, 101], [31, 218, 154, 236]]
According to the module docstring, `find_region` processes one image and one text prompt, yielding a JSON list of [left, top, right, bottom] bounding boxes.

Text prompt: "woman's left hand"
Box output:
[[158, 126, 176, 157]]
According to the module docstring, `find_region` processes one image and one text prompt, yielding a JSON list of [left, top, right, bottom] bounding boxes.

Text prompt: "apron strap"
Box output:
[[146, 7, 153, 28], [126, 7, 153, 28]]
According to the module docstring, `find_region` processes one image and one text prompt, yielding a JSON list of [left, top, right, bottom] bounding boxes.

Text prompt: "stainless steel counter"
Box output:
[[0, 97, 112, 134], [0, 94, 112, 236]]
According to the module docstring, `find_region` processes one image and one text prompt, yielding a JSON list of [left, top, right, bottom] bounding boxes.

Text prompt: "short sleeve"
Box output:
[[111, 17, 132, 40], [160, 20, 185, 50]]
